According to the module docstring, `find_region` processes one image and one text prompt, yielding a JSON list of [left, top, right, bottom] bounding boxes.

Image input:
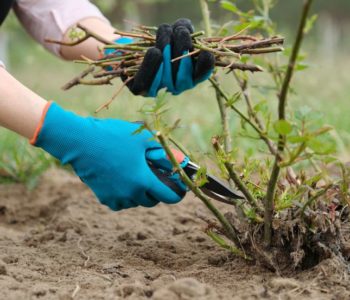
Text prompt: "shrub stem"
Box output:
[[264, 0, 314, 246], [156, 132, 243, 251]]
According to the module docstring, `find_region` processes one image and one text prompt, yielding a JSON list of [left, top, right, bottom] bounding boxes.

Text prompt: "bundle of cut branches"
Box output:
[[46, 23, 284, 112]]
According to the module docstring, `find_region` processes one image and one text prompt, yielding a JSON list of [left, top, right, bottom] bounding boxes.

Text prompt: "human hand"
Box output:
[[122, 18, 215, 97], [31, 102, 187, 211]]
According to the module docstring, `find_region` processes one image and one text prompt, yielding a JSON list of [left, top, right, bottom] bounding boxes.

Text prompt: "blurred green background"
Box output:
[[0, 0, 349, 185]]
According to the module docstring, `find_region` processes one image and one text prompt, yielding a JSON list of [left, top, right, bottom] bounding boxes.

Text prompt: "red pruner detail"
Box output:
[[170, 149, 186, 164]]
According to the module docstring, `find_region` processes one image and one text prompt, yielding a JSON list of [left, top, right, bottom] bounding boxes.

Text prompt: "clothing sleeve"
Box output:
[[13, 0, 110, 57]]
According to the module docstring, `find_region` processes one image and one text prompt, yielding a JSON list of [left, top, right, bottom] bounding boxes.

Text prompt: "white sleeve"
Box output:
[[13, 0, 110, 57]]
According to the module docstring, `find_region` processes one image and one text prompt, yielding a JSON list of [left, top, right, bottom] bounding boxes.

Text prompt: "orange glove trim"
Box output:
[[29, 101, 53, 145]]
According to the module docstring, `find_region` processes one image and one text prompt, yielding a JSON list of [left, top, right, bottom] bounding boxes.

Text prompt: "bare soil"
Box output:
[[0, 169, 349, 300]]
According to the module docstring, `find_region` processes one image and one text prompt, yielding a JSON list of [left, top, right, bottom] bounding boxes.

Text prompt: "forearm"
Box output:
[[0, 67, 47, 139], [60, 18, 120, 61]]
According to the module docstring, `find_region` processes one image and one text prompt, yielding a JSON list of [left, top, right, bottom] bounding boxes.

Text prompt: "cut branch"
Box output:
[[95, 77, 133, 113], [62, 67, 95, 90], [209, 77, 267, 140]]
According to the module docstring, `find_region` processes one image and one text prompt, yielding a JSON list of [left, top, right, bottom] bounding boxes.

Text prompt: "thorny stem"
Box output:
[[156, 132, 245, 255], [209, 77, 265, 137], [114, 29, 155, 41], [46, 23, 117, 46], [104, 44, 149, 51], [241, 47, 284, 54], [264, 0, 314, 246], [62, 66, 95, 90], [217, 61, 263, 73], [78, 77, 116, 86], [193, 43, 240, 58], [212, 137, 261, 212], [205, 35, 258, 42], [95, 77, 134, 113], [215, 79, 232, 153], [169, 136, 191, 158], [227, 38, 284, 52], [233, 72, 299, 185], [199, 0, 212, 37], [171, 50, 200, 63], [233, 72, 277, 155], [45, 36, 89, 47], [199, 0, 232, 153], [77, 24, 115, 45]]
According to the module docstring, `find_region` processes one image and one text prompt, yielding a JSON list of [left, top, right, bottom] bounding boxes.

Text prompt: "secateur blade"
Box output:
[[183, 161, 244, 201]]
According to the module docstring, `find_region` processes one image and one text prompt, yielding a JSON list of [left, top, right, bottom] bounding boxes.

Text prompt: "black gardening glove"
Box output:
[[123, 18, 215, 97]]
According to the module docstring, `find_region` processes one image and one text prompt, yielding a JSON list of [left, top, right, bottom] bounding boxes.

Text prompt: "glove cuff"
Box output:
[[29, 101, 53, 145]]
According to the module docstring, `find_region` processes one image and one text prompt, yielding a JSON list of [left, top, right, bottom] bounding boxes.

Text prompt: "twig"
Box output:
[[212, 137, 261, 212], [226, 37, 284, 52], [233, 72, 276, 154], [45, 36, 89, 46], [169, 136, 191, 158], [114, 29, 156, 41], [264, 0, 314, 246], [77, 23, 115, 45], [193, 43, 240, 58], [218, 25, 251, 49], [204, 35, 258, 43], [62, 66, 94, 90], [46, 23, 117, 46], [216, 61, 263, 72], [211, 75, 300, 195], [209, 77, 264, 136], [78, 77, 116, 86], [103, 44, 149, 51], [199, 0, 212, 37], [240, 47, 284, 55], [212, 76, 232, 153], [233, 72, 299, 185], [71, 284, 81, 298], [77, 237, 90, 267], [199, 0, 233, 154], [171, 49, 200, 62], [95, 77, 134, 113]]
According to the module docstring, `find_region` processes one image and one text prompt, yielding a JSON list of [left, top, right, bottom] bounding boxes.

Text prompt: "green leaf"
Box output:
[[295, 63, 309, 71], [225, 92, 241, 107], [206, 230, 249, 258], [132, 124, 146, 136], [304, 14, 318, 34], [288, 135, 309, 144], [220, 0, 239, 13], [310, 126, 333, 137], [253, 100, 268, 113], [307, 138, 336, 155], [194, 166, 209, 187], [273, 120, 293, 135]]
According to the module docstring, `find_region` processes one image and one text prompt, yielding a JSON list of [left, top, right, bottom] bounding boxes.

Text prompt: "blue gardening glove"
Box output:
[[31, 102, 187, 211], [121, 18, 215, 97]]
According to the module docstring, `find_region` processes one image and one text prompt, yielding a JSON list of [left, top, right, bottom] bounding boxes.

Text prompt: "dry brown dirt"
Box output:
[[0, 169, 349, 300]]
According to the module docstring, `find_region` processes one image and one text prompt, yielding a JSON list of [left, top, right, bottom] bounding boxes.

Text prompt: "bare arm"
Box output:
[[0, 67, 47, 139], [14, 0, 115, 60], [3, 1, 118, 138], [60, 18, 120, 61]]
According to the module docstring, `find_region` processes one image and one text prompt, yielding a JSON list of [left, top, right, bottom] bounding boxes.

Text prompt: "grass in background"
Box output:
[[1, 23, 350, 185], [0, 133, 53, 188]]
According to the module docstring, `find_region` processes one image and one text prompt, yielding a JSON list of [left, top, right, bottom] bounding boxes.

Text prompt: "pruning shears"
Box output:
[[147, 148, 244, 201]]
